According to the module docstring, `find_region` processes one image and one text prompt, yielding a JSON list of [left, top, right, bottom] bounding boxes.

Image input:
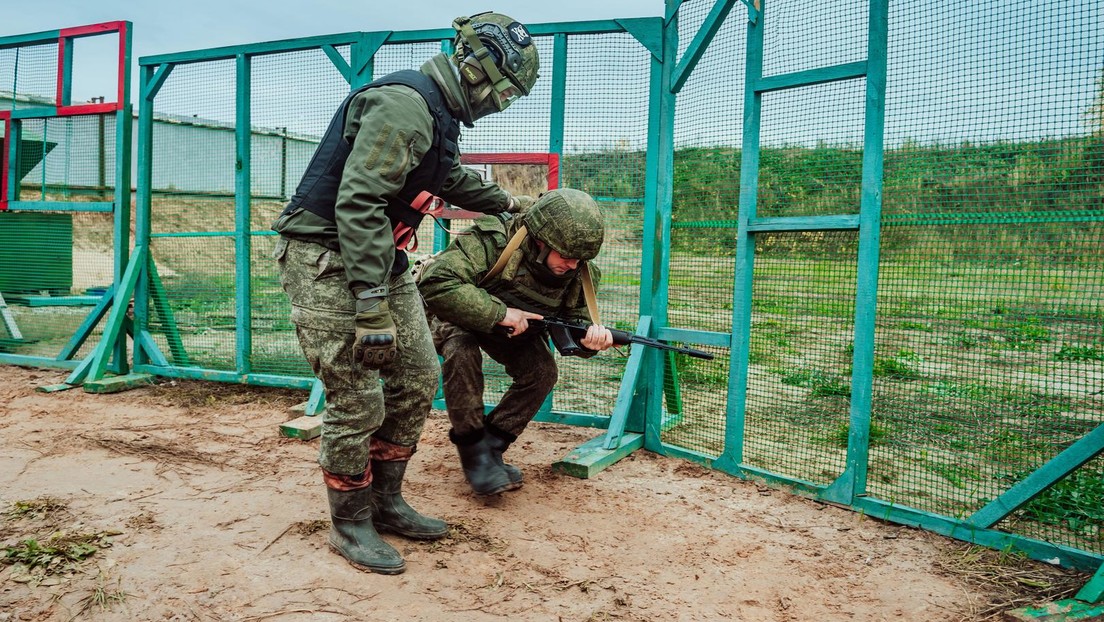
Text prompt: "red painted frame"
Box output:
[[460, 152, 560, 190], [1, 21, 127, 210], [431, 153, 561, 219]]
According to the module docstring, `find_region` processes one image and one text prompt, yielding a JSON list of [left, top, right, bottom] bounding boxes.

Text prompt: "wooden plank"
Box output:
[[7, 295, 101, 307], [83, 373, 155, 394], [1002, 599, 1104, 621], [280, 415, 321, 441], [552, 432, 644, 479], [36, 383, 77, 393]]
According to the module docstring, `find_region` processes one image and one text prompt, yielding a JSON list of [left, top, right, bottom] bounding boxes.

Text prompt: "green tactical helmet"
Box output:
[[523, 189, 605, 261], [451, 12, 540, 119]]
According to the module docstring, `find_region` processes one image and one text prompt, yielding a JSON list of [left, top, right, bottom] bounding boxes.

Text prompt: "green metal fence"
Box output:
[[2, 0, 1101, 585], [0, 22, 132, 378]]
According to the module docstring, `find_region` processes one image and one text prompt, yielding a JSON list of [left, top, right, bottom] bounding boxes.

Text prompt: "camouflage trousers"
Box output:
[[275, 236, 440, 475], [430, 316, 558, 438]]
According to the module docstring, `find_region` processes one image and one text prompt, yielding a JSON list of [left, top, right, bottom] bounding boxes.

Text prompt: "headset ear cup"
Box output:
[[459, 55, 486, 85]]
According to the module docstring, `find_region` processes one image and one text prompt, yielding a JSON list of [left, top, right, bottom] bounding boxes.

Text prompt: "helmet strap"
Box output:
[[452, 15, 519, 112]]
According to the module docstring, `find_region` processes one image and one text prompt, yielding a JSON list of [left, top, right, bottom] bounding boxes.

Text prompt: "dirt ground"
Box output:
[[0, 366, 1090, 622]]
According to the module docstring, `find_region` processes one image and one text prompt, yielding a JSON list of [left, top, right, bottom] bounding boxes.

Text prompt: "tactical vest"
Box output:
[[282, 70, 460, 273]]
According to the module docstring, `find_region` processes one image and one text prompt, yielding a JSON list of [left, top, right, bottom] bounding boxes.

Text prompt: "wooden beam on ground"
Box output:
[[83, 373, 155, 394], [280, 415, 321, 441], [553, 432, 644, 479], [1002, 599, 1104, 621], [36, 383, 77, 393]]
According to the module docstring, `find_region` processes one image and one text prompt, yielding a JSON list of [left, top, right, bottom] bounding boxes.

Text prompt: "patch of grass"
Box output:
[[2, 531, 117, 575], [820, 420, 892, 449], [1054, 344, 1103, 362], [6, 497, 66, 520], [1018, 467, 1104, 537], [677, 357, 727, 387], [899, 320, 934, 332], [926, 462, 980, 489], [778, 367, 850, 397], [873, 349, 921, 380], [983, 430, 1047, 465]]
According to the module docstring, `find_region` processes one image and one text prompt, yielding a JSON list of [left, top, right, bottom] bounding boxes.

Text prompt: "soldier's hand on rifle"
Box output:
[[498, 308, 544, 337], [353, 287, 397, 368], [580, 324, 614, 351]]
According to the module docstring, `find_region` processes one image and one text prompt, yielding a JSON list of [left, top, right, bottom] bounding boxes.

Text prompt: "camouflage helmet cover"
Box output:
[[523, 188, 605, 261], [451, 12, 540, 114]]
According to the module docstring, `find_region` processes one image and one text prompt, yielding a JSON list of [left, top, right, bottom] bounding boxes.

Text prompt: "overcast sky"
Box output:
[[2, 1, 665, 59]]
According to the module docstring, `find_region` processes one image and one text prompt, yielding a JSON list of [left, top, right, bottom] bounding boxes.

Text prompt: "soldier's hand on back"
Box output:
[[506, 195, 535, 214]]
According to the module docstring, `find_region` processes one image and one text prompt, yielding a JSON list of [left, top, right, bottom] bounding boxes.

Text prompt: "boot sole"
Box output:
[[374, 523, 449, 540], [328, 542, 406, 575]]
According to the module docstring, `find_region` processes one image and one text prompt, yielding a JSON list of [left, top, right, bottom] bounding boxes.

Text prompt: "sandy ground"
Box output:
[[0, 366, 1088, 622]]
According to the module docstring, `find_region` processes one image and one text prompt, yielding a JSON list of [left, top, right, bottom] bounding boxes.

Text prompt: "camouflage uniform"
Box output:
[[418, 189, 605, 493], [271, 11, 541, 575], [272, 71, 517, 476]]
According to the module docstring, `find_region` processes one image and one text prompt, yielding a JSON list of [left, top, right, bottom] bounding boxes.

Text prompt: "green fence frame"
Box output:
[[0, 21, 134, 382], [3, 1, 1100, 599]]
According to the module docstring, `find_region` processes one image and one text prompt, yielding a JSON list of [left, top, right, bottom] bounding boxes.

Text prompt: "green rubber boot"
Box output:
[[370, 460, 449, 540], [327, 486, 405, 575]]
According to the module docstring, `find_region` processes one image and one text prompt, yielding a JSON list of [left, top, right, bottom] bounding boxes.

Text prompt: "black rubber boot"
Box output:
[[484, 426, 523, 489], [370, 460, 448, 540], [449, 428, 514, 496], [327, 486, 405, 575]]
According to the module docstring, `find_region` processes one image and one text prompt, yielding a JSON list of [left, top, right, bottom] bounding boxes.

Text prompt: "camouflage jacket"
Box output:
[[418, 215, 600, 334], [271, 79, 511, 293]]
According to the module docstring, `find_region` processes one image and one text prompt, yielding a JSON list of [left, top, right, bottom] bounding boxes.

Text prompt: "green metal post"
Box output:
[[110, 23, 134, 374], [641, 3, 679, 452], [234, 53, 253, 375], [549, 33, 568, 156], [822, 0, 888, 505], [133, 63, 160, 368], [716, 0, 764, 472]]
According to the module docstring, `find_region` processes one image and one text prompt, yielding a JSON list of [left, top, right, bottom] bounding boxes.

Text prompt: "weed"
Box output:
[[1017, 467, 1104, 537], [6, 497, 66, 520], [779, 367, 851, 397], [1054, 344, 1103, 362], [873, 349, 921, 380], [2, 530, 117, 575], [821, 420, 892, 449], [899, 320, 933, 332]]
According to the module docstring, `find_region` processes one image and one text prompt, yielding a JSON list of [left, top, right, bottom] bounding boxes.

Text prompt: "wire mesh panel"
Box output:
[[145, 60, 238, 371], [866, 0, 1103, 556], [0, 24, 128, 369], [744, 234, 857, 483], [248, 47, 352, 377], [0, 43, 57, 108], [662, 0, 746, 455]]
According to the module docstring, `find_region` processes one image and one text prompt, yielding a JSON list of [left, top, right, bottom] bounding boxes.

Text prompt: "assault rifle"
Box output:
[[505, 316, 714, 360]]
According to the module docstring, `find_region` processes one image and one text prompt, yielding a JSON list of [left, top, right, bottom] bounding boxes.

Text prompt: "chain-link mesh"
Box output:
[[144, 59, 237, 370], [664, 0, 1101, 559], [866, 0, 1103, 555], [0, 31, 120, 364]]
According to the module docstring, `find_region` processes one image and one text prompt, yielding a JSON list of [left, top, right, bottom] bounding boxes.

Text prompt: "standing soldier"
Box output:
[[271, 12, 539, 575], [418, 189, 614, 496]]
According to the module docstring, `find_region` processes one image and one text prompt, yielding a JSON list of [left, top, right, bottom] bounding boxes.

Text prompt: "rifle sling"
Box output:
[[479, 225, 528, 286], [479, 225, 603, 326]]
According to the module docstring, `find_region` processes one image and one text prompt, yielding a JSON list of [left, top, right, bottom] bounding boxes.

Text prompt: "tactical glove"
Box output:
[[506, 195, 535, 214], [353, 288, 397, 368]]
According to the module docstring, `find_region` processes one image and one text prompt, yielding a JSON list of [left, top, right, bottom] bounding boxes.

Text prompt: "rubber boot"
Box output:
[[449, 428, 514, 496], [484, 426, 523, 489], [370, 460, 449, 540], [327, 486, 405, 575]]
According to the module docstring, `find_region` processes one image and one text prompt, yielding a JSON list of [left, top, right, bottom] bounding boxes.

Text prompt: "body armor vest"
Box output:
[[282, 70, 460, 272]]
